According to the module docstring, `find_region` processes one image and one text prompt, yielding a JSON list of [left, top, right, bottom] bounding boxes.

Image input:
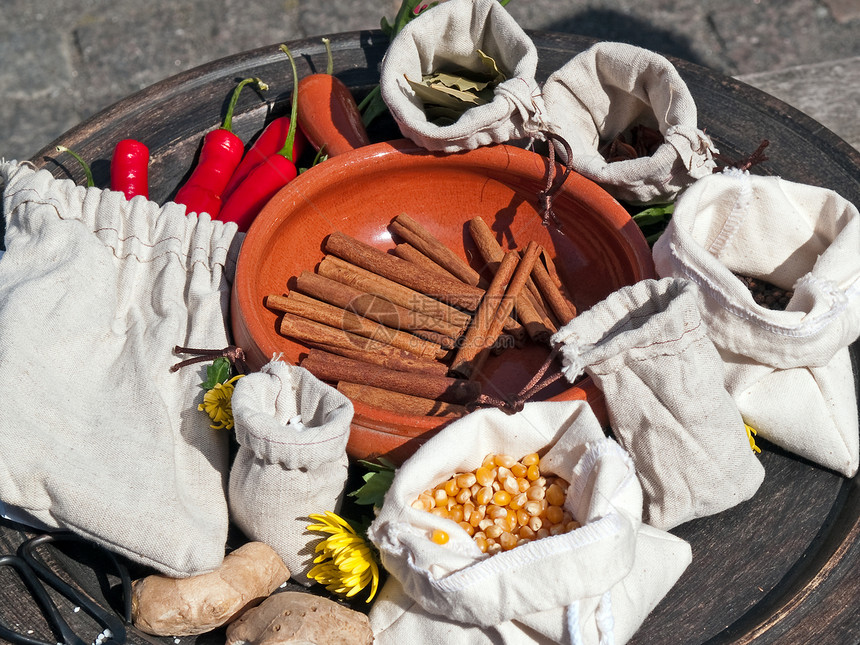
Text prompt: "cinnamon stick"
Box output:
[[324, 231, 484, 311], [304, 340, 449, 376], [301, 349, 481, 404], [391, 214, 482, 286], [393, 242, 458, 280], [468, 216, 554, 342], [471, 241, 543, 376], [294, 270, 463, 340], [268, 292, 445, 359], [450, 251, 519, 378], [541, 248, 578, 317], [531, 257, 576, 324], [337, 381, 467, 418], [317, 255, 471, 329]]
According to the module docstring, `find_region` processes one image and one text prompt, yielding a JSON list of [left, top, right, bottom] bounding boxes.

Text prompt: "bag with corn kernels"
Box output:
[[367, 400, 691, 645]]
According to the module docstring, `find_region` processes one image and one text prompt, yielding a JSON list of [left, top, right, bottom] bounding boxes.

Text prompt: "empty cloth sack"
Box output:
[[0, 161, 240, 576], [652, 168, 860, 477], [541, 42, 717, 204], [367, 400, 691, 644], [379, 0, 544, 152], [229, 358, 353, 584], [552, 277, 765, 530]]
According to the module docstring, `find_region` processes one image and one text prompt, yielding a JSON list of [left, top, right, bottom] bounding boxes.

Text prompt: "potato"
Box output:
[[132, 541, 290, 636], [225, 591, 374, 645]]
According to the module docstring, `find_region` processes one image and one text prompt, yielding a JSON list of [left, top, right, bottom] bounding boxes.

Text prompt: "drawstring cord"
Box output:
[[470, 344, 565, 413], [536, 131, 575, 231]]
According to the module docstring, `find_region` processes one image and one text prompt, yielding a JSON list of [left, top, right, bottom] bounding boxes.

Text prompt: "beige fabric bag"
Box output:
[[652, 169, 860, 477], [228, 358, 353, 584], [367, 400, 691, 644], [552, 277, 765, 530], [379, 0, 544, 152], [541, 42, 717, 204], [0, 161, 239, 576]]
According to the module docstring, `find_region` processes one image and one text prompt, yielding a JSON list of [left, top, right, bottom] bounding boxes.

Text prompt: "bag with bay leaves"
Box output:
[[652, 169, 860, 477], [541, 42, 717, 204], [0, 161, 239, 577], [379, 0, 544, 151], [367, 400, 691, 645]]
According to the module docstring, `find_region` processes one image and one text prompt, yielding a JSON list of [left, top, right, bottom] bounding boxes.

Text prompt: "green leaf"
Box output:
[[632, 203, 674, 226], [476, 49, 506, 83], [426, 71, 493, 93], [349, 458, 397, 508], [200, 357, 232, 390]]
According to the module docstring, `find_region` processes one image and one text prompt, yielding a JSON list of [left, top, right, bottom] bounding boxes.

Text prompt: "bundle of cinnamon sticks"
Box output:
[[264, 214, 577, 418]]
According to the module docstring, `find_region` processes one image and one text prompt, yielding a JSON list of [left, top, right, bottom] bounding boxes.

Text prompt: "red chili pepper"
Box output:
[[218, 46, 302, 233], [220, 116, 307, 204], [173, 77, 268, 217], [297, 37, 370, 157], [110, 139, 149, 200]]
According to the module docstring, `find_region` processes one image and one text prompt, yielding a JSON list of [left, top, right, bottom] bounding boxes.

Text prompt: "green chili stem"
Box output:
[[357, 85, 380, 112], [222, 77, 268, 132], [322, 37, 334, 76], [56, 146, 94, 187], [277, 45, 300, 163]]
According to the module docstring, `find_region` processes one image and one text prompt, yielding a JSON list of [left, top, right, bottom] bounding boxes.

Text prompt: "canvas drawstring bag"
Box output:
[[228, 358, 353, 584], [652, 169, 860, 477], [367, 400, 691, 644], [0, 161, 240, 576], [379, 0, 544, 152], [552, 277, 765, 530], [541, 42, 717, 204]]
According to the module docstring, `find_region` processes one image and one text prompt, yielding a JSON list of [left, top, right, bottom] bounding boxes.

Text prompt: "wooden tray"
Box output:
[[1, 30, 859, 645]]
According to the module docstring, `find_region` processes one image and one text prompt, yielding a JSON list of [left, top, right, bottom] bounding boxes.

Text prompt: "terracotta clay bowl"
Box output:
[[231, 139, 655, 462]]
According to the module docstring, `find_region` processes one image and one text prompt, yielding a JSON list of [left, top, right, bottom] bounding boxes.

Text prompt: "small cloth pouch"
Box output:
[[367, 400, 691, 644], [228, 358, 353, 584], [652, 169, 860, 477], [541, 42, 717, 204], [0, 161, 239, 576], [379, 0, 544, 152], [552, 277, 765, 530]]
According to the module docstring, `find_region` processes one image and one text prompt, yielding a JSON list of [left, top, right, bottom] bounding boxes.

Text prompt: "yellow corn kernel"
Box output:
[[478, 518, 494, 531], [510, 462, 527, 478], [487, 504, 508, 520], [561, 511, 573, 526], [456, 487, 472, 504], [494, 454, 517, 469], [496, 465, 512, 482], [456, 472, 477, 489], [475, 465, 495, 486], [522, 452, 540, 466], [485, 524, 503, 539], [518, 525, 536, 540], [459, 521, 475, 536], [535, 477, 547, 488], [433, 488, 448, 506], [475, 486, 494, 506], [462, 502, 475, 522], [444, 479, 460, 497], [509, 492, 528, 510], [499, 531, 518, 551], [495, 514, 515, 533], [419, 492, 435, 509], [517, 477, 531, 493], [529, 516, 544, 533], [546, 483, 566, 507], [492, 481, 501, 492], [536, 527, 550, 539], [549, 523, 566, 536], [516, 509, 530, 527], [470, 505, 486, 526], [449, 505, 464, 523], [524, 501, 542, 516], [526, 464, 541, 481], [545, 505, 564, 525], [566, 520, 581, 533], [487, 541, 503, 555], [482, 454, 496, 468], [470, 483, 481, 498], [517, 538, 533, 547], [526, 484, 545, 501], [430, 507, 449, 519], [474, 535, 489, 553], [493, 490, 512, 506], [502, 476, 519, 495], [411, 498, 429, 511], [431, 529, 449, 545]]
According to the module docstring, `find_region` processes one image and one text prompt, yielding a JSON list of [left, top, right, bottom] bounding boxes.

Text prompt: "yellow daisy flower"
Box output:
[[307, 511, 380, 602], [744, 422, 762, 454], [198, 374, 243, 430]]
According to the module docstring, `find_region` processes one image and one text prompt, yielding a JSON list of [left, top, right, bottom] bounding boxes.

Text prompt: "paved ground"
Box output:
[[1, 0, 859, 161]]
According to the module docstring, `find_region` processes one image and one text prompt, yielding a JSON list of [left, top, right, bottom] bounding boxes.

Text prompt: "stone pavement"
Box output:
[[1, 0, 859, 161]]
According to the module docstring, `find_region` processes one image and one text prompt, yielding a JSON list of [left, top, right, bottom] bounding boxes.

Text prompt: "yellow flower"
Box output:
[[198, 374, 243, 430], [307, 511, 380, 602], [744, 423, 762, 454]]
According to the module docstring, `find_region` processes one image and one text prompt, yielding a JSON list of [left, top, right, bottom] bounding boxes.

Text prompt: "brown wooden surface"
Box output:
[[0, 30, 857, 644]]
